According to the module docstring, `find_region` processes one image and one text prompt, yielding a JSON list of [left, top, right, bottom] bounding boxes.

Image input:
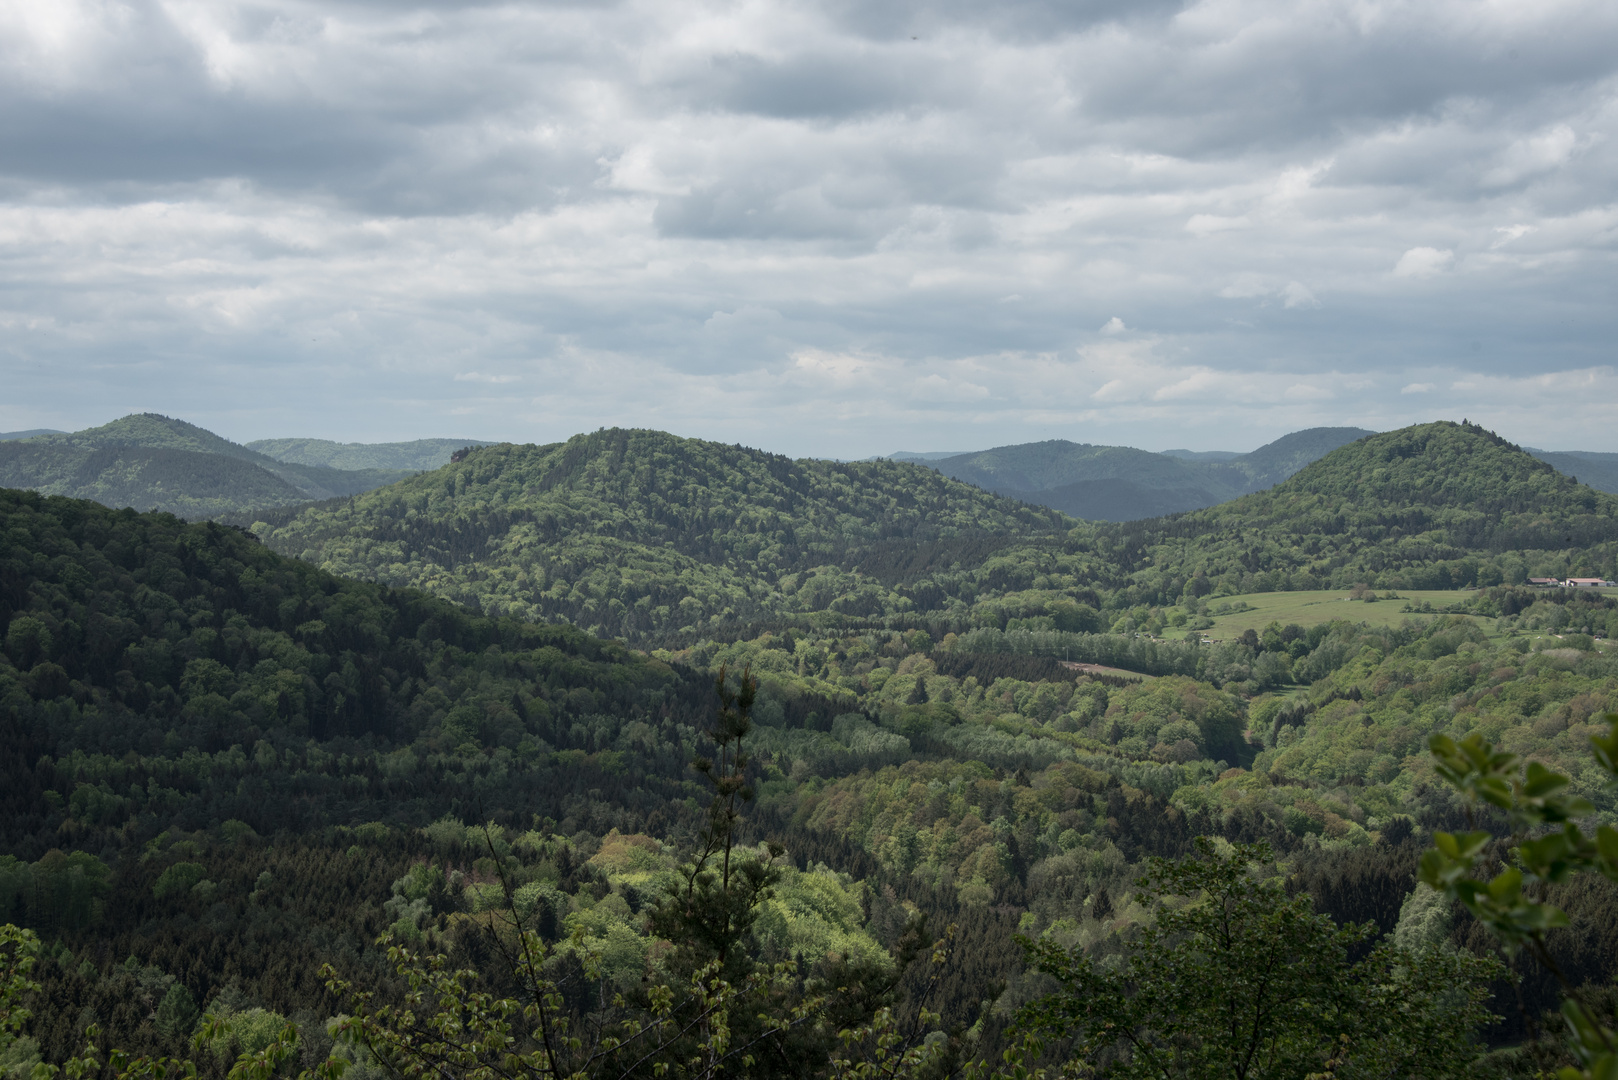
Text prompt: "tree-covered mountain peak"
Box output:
[[380, 427, 1069, 535], [249, 426, 1081, 640], [1268, 420, 1604, 514], [1109, 421, 1618, 594], [38, 413, 261, 461]]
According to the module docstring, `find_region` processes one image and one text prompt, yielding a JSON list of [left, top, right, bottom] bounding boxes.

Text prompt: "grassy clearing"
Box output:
[[1168, 589, 1488, 641], [1058, 661, 1154, 681]]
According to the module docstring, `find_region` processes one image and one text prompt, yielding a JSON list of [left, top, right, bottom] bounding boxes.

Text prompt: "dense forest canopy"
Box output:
[[4, 419, 1618, 1077]]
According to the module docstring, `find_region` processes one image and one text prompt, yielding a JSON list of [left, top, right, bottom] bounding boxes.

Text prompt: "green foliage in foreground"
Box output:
[[1421, 715, 1618, 1078], [0, 830, 1508, 1080], [1003, 838, 1500, 1080]]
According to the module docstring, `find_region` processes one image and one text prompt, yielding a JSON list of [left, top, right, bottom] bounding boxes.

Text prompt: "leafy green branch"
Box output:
[[1420, 716, 1618, 1079]]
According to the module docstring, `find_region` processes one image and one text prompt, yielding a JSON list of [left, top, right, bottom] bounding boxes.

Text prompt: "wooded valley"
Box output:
[[3, 420, 1618, 1079]]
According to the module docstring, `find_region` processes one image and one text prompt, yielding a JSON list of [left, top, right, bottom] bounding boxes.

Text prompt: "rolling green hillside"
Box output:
[[248, 427, 1086, 641], [247, 436, 494, 471], [3, 415, 412, 517], [925, 427, 1374, 521], [1109, 421, 1618, 598]]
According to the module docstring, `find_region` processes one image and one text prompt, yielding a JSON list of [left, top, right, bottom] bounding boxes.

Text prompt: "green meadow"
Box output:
[[1174, 589, 1486, 639], [1170, 587, 1618, 645]]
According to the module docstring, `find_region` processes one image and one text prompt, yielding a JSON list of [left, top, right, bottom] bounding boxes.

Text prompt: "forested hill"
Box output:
[[246, 427, 1083, 641], [0, 487, 884, 1062], [0, 485, 729, 860], [0, 415, 413, 517], [1107, 421, 1618, 595]]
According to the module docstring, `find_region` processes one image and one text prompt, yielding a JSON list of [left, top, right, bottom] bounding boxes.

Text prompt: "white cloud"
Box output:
[[1100, 316, 1128, 334], [1393, 247, 1456, 278], [1216, 277, 1319, 308], [1186, 214, 1249, 236], [1401, 382, 1436, 394], [1492, 224, 1536, 248], [1282, 282, 1320, 309], [455, 372, 523, 384], [1483, 124, 1579, 188]]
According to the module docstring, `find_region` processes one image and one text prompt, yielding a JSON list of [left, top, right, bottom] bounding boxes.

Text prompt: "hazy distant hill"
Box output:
[[1160, 448, 1241, 462], [0, 414, 412, 517], [921, 427, 1376, 521], [1527, 448, 1618, 496], [0, 428, 65, 441], [0, 442, 310, 518], [888, 450, 978, 462], [1222, 427, 1381, 490], [248, 436, 495, 472]]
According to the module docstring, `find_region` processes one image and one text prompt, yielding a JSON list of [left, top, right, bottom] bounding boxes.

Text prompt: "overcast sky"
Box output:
[[2, 0, 1615, 457]]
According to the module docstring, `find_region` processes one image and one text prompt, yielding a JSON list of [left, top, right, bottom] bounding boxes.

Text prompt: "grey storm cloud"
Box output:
[[0, 0, 1615, 456]]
